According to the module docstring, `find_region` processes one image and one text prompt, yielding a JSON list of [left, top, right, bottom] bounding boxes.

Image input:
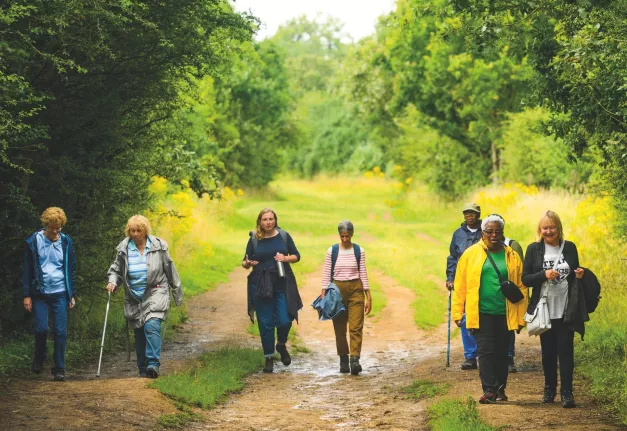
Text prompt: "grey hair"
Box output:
[[481, 214, 505, 231], [338, 220, 354, 234]]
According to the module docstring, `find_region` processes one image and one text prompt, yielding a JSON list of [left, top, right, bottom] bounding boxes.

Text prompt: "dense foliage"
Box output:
[[0, 1, 295, 338]]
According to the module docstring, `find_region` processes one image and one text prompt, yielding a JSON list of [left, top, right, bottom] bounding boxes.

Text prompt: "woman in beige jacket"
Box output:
[[106, 215, 183, 378]]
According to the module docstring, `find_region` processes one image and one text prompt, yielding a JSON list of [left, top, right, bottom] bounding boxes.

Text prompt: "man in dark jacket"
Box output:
[[446, 203, 482, 370]]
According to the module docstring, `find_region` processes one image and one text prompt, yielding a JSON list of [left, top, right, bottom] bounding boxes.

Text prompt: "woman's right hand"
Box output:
[[23, 297, 32, 313], [105, 282, 116, 293], [320, 289, 326, 299], [545, 269, 560, 280], [243, 254, 259, 269]]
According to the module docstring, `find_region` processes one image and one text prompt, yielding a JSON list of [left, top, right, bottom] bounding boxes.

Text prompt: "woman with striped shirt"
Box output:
[[106, 215, 183, 378], [320, 220, 371, 374]]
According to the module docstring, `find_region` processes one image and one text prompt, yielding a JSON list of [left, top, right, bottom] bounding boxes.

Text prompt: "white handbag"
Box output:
[[525, 241, 565, 336], [525, 294, 551, 336]]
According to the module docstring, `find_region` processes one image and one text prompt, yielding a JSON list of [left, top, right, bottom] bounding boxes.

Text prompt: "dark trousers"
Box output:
[[255, 288, 292, 357], [473, 313, 511, 394], [540, 318, 575, 393], [33, 292, 68, 373]]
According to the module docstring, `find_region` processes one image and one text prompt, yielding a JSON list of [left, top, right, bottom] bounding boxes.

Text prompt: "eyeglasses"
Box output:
[[483, 230, 503, 236]]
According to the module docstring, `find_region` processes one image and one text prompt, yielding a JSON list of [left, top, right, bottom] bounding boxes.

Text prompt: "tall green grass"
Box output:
[[152, 347, 264, 408], [428, 398, 499, 431]]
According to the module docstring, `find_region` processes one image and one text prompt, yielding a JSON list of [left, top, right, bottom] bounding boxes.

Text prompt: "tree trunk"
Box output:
[[491, 141, 498, 184]]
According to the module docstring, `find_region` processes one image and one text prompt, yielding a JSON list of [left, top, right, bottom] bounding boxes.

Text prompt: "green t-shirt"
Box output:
[[479, 249, 507, 315]]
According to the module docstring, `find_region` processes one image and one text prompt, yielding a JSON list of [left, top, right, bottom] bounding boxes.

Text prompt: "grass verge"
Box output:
[[427, 397, 500, 431], [157, 402, 202, 430], [151, 347, 264, 409], [400, 379, 449, 400]]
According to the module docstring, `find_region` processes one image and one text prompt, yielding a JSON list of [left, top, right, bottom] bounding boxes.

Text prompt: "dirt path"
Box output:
[[0, 269, 253, 431], [1, 265, 624, 431], [195, 268, 440, 431]]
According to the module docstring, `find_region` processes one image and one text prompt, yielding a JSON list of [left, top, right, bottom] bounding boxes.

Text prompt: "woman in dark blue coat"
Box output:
[[242, 208, 302, 373]]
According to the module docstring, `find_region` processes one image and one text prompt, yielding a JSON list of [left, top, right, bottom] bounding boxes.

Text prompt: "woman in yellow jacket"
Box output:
[[452, 214, 528, 404]]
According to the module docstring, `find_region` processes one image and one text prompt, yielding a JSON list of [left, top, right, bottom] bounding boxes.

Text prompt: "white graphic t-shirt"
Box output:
[[540, 243, 570, 319]]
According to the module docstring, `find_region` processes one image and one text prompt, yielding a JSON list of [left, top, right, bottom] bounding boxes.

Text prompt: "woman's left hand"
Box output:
[[274, 253, 287, 262], [364, 299, 371, 315], [574, 268, 585, 279], [69, 297, 76, 309]]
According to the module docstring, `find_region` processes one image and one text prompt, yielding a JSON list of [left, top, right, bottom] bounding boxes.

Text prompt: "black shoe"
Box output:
[[31, 361, 43, 374], [496, 389, 508, 401], [53, 370, 66, 382], [146, 366, 160, 379], [139, 370, 148, 378], [263, 357, 274, 373], [561, 391, 576, 408], [276, 344, 291, 366], [508, 356, 517, 373], [339, 355, 350, 373], [350, 356, 362, 375], [461, 358, 478, 370], [543, 386, 557, 403]]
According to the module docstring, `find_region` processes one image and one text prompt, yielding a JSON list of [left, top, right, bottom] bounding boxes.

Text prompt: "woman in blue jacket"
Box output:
[[22, 207, 77, 381]]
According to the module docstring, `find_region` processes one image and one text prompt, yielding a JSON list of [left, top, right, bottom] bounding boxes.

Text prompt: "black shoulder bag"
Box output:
[[483, 248, 524, 304]]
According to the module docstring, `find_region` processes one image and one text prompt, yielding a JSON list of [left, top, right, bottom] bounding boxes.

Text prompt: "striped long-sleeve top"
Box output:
[[321, 245, 370, 290]]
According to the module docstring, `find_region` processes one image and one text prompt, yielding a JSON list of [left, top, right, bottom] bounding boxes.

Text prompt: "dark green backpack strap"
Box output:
[[277, 228, 288, 248], [330, 244, 339, 281], [353, 243, 361, 273], [249, 231, 258, 255]]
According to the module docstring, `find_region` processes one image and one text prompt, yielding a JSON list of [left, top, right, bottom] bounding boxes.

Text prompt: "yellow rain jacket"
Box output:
[[452, 241, 528, 330]]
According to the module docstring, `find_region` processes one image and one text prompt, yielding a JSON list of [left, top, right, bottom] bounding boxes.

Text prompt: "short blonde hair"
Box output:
[[41, 207, 67, 228], [536, 210, 564, 242], [125, 215, 151, 237]]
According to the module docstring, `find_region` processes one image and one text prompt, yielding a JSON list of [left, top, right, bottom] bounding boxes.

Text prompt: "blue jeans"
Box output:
[[133, 318, 162, 373], [33, 292, 68, 373], [461, 313, 478, 359], [255, 289, 292, 357]]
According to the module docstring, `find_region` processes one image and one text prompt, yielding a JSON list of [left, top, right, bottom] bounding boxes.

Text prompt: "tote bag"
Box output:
[[525, 294, 551, 336]]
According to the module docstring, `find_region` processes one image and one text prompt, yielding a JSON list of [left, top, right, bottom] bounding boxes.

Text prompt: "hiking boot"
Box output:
[[479, 390, 497, 404], [276, 344, 291, 366], [339, 355, 350, 373], [53, 370, 66, 382], [508, 356, 517, 373], [31, 361, 43, 375], [146, 366, 160, 379], [263, 357, 274, 373], [461, 358, 478, 370], [561, 391, 576, 408], [543, 386, 557, 403], [350, 356, 362, 375]]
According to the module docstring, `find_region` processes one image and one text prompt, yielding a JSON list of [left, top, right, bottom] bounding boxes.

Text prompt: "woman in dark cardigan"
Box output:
[[242, 208, 302, 373], [522, 211, 585, 409]]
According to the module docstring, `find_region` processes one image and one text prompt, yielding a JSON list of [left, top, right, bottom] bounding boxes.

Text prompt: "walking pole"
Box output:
[[446, 290, 452, 368], [96, 291, 111, 377]]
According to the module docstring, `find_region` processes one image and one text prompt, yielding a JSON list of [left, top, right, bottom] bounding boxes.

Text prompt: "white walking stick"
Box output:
[[96, 291, 111, 377]]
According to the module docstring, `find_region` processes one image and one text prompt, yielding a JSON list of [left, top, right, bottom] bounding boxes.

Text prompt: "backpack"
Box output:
[[330, 243, 361, 281], [580, 267, 601, 313], [249, 229, 289, 255]]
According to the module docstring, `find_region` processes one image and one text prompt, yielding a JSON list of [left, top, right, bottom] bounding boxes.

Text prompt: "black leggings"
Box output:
[[540, 318, 575, 393]]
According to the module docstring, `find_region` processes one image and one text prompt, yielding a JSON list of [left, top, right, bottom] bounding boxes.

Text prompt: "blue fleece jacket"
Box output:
[[22, 230, 77, 299]]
